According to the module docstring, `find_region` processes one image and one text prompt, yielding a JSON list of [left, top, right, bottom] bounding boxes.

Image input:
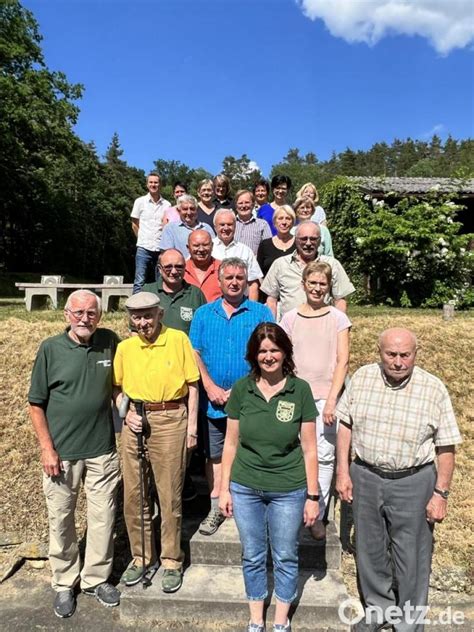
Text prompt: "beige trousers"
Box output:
[[43, 450, 120, 591], [121, 404, 187, 570]]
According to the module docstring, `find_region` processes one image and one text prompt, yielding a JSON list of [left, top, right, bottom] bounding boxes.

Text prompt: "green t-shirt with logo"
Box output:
[[142, 279, 206, 334], [28, 328, 119, 460], [225, 375, 317, 492]]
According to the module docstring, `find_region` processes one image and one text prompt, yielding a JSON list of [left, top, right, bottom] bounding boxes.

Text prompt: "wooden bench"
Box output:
[[15, 276, 133, 312]]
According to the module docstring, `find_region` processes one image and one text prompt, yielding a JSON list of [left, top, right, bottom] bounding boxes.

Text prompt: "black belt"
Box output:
[[354, 457, 434, 479]]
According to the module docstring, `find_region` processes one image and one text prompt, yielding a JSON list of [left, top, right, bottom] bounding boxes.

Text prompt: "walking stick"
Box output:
[[134, 401, 152, 589]]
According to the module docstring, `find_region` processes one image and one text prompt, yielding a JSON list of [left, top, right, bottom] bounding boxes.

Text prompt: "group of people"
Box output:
[[27, 170, 462, 632]]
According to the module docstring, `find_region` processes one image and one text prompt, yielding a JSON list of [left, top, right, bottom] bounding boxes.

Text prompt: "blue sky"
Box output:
[[25, 0, 474, 176]]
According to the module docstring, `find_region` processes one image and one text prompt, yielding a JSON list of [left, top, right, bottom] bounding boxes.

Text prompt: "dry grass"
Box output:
[[0, 307, 472, 585]]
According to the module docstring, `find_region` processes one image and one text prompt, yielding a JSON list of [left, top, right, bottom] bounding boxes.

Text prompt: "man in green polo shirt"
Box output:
[[143, 248, 206, 335], [28, 290, 121, 619]]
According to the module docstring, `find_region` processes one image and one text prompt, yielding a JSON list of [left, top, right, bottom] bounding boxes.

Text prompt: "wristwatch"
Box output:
[[306, 493, 320, 501], [433, 487, 450, 499]]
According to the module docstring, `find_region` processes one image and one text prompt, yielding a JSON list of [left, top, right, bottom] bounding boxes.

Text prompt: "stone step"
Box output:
[[182, 515, 341, 570], [120, 564, 350, 631]]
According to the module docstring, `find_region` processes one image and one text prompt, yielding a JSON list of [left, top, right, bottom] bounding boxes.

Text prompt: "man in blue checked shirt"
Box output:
[[190, 257, 274, 536]]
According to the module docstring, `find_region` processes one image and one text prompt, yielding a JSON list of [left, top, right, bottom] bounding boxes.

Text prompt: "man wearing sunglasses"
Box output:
[[28, 290, 121, 618], [142, 248, 206, 336]]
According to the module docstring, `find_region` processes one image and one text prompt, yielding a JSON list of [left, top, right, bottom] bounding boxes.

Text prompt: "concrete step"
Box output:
[[120, 564, 350, 631], [182, 515, 341, 571]]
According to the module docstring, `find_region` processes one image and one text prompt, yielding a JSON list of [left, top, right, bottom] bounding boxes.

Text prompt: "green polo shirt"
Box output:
[[28, 328, 119, 460], [225, 375, 317, 492], [142, 279, 206, 334]]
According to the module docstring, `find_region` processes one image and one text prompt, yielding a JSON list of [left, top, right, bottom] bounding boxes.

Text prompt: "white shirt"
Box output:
[[131, 193, 171, 251], [211, 238, 263, 281]]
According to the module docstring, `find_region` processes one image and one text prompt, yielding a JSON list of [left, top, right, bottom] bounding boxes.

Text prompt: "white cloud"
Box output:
[[421, 123, 446, 138], [248, 160, 261, 173], [297, 0, 474, 55]]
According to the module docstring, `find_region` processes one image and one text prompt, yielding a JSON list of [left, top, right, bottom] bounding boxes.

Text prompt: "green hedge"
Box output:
[[320, 178, 473, 308]]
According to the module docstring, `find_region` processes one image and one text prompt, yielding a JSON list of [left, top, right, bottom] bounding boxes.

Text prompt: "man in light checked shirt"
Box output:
[[336, 328, 462, 632]]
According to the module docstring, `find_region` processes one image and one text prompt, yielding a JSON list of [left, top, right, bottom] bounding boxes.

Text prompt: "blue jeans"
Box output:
[[230, 481, 306, 603], [133, 247, 159, 294]]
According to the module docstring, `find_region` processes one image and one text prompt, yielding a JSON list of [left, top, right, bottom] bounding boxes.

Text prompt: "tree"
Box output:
[[221, 154, 261, 191], [0, 0, 83, 273]]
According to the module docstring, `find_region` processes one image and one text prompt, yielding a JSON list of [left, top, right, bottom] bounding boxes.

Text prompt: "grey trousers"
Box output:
[[351, 461, 436, 632]]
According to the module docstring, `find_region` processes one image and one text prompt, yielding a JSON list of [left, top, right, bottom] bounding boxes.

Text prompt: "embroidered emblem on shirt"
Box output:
[[96, 360, 111, 367], [180, 306, 193, 321], [276, 400, 295, 423]]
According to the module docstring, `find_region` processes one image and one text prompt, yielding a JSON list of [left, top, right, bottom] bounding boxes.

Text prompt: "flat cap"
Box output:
[[125, 292, 160, 310]]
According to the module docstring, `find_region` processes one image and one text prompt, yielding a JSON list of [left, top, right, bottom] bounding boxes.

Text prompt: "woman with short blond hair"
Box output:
[[294, 183, 326, 225], [257, 205, 296, 276], [196, 179, 217, 228]]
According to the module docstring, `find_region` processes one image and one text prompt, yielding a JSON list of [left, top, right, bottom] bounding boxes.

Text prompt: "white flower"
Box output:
[[446, 217, 453, 223], [438, 238, 448, 246], [411, 250, 420, 257], [440, 247, 448, 256], [355, 237, 364, 245]]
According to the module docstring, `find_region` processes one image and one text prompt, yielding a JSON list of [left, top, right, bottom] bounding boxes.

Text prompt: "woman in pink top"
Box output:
[[163, 182, 187, 225], [280, 261, 351, 539]]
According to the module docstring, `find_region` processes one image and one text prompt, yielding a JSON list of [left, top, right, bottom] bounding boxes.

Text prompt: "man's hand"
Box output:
[[205, 383, 230, 406], [125, 410, 143, 433], [187, 433, 198, 450], [41, 446, 62, 477], [336, 471, 353, 502], [426, 493, 448, 524]]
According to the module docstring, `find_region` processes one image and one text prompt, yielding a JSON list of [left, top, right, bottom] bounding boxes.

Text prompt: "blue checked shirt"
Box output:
[[189, 298, 274, 418], [159, 221, 215, 258]]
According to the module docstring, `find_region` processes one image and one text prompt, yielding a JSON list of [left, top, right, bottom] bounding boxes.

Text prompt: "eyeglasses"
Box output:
[[305, 280, 328, 289], [160, 264, 185, 273], [67, 309, 99, 320], [297, 236, 320, 243]]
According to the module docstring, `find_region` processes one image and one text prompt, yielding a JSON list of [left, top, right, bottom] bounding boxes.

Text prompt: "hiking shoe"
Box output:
[[83, 582, 120, 607], [273, 621, 291, 632], [198, 508, 226, 535], [162, 569, 183, 593], [53, 589, 76, 618], [182, 471, 197, 502], [120, 562, 146, 586], [248, 622, 266, 631]]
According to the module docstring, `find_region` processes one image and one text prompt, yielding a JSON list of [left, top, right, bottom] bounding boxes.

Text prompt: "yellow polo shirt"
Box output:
[[113, 326, 200, 402]]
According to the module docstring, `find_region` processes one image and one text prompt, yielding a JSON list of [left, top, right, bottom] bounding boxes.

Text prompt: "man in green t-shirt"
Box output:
[[143, 248, 206, 335], [28, 290, 121, 619]]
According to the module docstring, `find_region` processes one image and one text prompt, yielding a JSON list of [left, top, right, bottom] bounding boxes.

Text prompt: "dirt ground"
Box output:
[[0, 306, 472, 630]]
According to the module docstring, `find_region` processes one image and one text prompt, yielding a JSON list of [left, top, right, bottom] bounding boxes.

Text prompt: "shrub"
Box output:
[[321, 178, 473, 307]]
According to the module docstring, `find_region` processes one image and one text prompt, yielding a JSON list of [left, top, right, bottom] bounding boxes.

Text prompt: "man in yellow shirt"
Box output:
[[114, 292, 199, 593]]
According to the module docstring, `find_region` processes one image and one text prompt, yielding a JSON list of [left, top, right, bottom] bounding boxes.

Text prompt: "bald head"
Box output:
[[378, 328, 417, 351], [188, 229, 213, 266], [378, 328, 417, 386], [159, 248, 185, 267]]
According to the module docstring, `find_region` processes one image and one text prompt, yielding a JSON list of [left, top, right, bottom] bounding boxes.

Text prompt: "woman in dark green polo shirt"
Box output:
[[219, 323, 318, 632]]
